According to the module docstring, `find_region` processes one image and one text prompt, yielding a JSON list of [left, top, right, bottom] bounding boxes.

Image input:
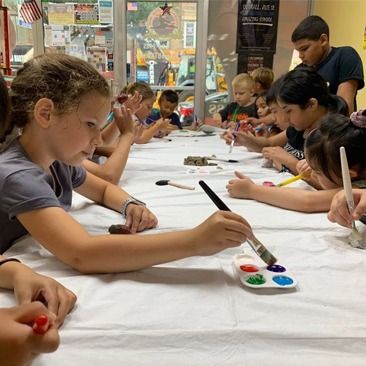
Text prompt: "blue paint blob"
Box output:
[[267, 264, 286, 273], [272, 275, 293, 286]]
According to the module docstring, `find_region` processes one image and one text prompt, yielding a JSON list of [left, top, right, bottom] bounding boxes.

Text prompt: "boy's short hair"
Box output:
[[250, 67, 274, 90], [160, 89, 179, 105], [232, 73, 255, 90], [291, 15, 329, 42]]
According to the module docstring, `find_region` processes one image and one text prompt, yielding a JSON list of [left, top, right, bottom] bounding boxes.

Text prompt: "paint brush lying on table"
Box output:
[[199, 180, 277, 265], [156, 180, 195, 190], [205, 156, 239, 163]]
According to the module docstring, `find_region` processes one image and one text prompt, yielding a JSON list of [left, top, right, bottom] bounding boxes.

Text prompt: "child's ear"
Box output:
[[319, 33, 329, 47], [34, 98, 54, 127], [308, 98, 319, 110]]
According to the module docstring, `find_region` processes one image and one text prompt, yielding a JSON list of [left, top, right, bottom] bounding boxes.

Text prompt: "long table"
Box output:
[[2, 130, 366, 365]]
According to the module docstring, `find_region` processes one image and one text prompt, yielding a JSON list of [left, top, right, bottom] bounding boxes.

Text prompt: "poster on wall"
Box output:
[[74, 4, 99, 25], [236, 0, 280, 52]]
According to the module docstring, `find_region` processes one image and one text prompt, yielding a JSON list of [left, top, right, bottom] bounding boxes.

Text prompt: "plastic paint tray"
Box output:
[[233, 253, 297, 289]]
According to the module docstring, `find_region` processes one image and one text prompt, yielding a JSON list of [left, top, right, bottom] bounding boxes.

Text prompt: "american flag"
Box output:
[[19, 0, 42, 24]]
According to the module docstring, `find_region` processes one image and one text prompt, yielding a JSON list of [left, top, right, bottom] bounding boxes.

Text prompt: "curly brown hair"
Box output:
[[1, 54, 110, 142]]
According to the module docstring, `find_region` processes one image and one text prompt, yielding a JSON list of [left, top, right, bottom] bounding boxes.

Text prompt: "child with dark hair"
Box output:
[[292, 15, 364, 114], [226, 110, 366, 213], [147, 89, 182, 130]]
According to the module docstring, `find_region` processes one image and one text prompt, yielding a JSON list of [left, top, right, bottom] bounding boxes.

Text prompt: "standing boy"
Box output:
[[291, 15, 364, 114]]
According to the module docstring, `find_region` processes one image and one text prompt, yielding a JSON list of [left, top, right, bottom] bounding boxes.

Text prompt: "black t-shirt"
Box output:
[[219, 102, 257, 122], [297, 46, 364, 110]]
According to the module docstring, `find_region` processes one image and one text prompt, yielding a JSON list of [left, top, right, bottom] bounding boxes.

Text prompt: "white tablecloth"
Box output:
[[2, 131, 366, 365]]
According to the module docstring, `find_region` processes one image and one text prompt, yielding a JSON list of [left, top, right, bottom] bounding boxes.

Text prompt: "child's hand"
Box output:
[[123, 91, 142, 115], [226, 171, 256, 198], [0, 302, 60, 366], [328, 189, 366, 228], [191, 211, 252, 256], [246, 117, 261, 126], [156, 118, 171, 130], [114, 105, 134, 136], [296, 159, 312, 178], [125, 205, 158, 234], [13, 268, 76, 326], [262, 146, 287, 161]]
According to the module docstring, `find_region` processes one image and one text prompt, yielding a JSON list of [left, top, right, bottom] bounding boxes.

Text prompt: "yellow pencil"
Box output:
[[276, 174, 304, 187]]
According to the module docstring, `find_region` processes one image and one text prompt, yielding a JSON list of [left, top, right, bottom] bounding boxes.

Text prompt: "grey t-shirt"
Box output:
[[0, 139, 86, 253]]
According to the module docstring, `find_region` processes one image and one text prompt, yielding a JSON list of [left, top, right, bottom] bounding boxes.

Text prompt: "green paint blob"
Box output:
[[246, 274, 266, 285]]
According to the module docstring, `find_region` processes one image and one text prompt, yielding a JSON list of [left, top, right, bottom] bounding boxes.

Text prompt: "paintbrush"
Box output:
[[198, 180, 277, 265], [276, 174, 304, 187], [229, 121, 241, 154], [206, 156, 239, 163], [156, 180, 195, 190], [340, 146, 364, 248]]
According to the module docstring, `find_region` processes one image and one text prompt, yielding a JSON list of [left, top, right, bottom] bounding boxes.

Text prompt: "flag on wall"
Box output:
[[19, 0, 42, 24]]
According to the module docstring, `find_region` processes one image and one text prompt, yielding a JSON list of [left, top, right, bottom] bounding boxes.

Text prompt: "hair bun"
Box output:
[[350, 109, 366, 128]]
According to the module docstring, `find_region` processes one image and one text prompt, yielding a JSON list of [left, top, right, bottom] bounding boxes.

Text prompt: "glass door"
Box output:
[[121, 0, 209, 122]]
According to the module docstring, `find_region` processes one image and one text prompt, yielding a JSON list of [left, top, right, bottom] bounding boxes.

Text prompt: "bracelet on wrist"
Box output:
[[0, 258, 21, 267], [121, 196, 146, 217]]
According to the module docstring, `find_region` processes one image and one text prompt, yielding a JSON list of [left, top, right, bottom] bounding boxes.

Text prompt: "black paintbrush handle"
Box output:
[[198, 181, 231, 211]]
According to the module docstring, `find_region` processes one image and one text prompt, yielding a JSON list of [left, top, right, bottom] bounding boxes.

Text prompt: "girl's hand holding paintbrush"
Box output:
[[328, 188, 366, 228], [190, 211, 253, 256]]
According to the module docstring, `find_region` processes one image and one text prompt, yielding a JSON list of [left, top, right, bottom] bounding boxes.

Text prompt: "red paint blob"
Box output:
[[240, 264, 259, 273], [35, 315, 48, 326]]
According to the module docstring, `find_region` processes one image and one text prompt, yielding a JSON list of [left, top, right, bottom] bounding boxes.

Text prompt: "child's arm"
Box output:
[[212, 112, 223, 126], [262, 146, 300, 175], [135, 118, 171, 144], [222, 130, 287, 153], [247, 113, 276, 127], [226, 171, 342, 212], [17, 203, 252, 273], [83, 106, 135, 184], [0, 256, 76, 324]]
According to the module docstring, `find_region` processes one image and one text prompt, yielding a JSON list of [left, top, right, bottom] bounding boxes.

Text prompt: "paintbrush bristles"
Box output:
[[247, 238, 277, 265], [260, 250, 278, 266]]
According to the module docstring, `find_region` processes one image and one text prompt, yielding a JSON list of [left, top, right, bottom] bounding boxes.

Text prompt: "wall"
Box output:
[[208, 0, 310, 92], [313, 0, 366, 108]]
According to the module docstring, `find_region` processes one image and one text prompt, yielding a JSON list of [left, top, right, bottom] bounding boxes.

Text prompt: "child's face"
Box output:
[[233, 85, 252, 107], [310, 168, 341, 190], [137, 97, 155, 120], [256, 96, 269, 118], [278, 101, 314, 131], [269, 102, 289, 130], [159, 98, 177, 118], [293, 37, 328, 67], [49, 91, 110, 165]]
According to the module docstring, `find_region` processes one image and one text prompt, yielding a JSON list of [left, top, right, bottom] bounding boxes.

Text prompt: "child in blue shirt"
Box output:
[[147, 89, 182, 135]]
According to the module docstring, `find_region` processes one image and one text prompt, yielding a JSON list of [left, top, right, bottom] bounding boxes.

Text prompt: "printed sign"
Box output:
[[74, 3, 99, 25], [236, 0, 280, 52]]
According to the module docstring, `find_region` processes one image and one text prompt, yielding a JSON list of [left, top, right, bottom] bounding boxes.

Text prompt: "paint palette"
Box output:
[[233, 253, 297, 289]]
